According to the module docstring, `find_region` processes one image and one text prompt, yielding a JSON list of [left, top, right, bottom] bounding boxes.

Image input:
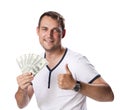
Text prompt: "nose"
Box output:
[[50, 29, 54, 37], [45, 30, 53, 38]]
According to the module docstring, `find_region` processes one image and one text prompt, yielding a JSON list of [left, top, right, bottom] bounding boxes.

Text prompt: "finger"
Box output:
[[22, 72, 33, 76], [17, 73, 33, 87], [65, 64, 71, 74], [20, 82, 32, 90]]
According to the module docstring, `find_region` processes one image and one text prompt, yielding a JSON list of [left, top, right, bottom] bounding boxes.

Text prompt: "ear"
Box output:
[[62, 29, 66, 38], [36, 27, 39, 36]]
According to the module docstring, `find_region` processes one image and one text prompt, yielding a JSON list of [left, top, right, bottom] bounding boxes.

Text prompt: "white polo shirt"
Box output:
[[32, 48, 100, 110]]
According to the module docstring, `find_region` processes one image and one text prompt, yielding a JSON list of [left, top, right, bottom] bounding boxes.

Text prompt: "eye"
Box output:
[[52, 28, 61, 34], [41, 27, 48, 31]]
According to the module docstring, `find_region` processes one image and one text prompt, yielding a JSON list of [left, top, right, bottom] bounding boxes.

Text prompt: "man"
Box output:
[[15, 11, 114, 110]]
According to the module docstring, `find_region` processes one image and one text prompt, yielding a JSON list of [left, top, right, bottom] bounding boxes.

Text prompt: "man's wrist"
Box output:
[[72, 81, 81, 92]]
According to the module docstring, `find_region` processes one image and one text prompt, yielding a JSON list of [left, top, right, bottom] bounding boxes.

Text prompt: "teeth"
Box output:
[[45, 39, 53, 43]]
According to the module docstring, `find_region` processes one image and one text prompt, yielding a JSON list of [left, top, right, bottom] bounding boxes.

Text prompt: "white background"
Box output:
[[0, 0, 120, 110]]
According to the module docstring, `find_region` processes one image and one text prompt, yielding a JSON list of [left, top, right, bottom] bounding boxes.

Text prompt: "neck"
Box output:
[[45, 47, 65, 60], [45, 47, 66, 69]]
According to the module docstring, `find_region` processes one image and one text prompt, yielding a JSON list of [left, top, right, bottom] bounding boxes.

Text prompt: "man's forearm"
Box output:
[[15, 87, 30, 108], [80, 82, 114, 101]]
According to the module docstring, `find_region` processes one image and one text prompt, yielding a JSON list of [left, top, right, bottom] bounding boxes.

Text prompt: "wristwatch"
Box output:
[[73, 81, 81, 92]]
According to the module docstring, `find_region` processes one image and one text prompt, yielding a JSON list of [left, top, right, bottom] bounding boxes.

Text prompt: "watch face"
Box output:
[[73, 82, 81, 92]]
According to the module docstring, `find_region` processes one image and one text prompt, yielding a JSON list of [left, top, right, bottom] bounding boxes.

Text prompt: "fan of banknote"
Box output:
[[16, 54, 47, 75]]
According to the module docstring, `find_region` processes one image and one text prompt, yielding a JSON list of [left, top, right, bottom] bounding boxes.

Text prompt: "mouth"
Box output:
[[44, 39, 54, 45]]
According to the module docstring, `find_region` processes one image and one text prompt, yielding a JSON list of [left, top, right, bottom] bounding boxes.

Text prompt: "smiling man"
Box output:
[[15, 11, 114, 110]]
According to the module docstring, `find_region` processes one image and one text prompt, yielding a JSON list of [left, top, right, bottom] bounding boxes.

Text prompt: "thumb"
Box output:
[[65, 64, 71, 74]]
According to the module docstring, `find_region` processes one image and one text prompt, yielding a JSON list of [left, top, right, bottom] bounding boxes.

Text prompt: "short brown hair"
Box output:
[[37, 11, 65, 31]]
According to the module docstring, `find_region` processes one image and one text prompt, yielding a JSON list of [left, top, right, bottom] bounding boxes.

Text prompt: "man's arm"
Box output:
[[80, 77, 114, 101], [15, 73, 34, 108], [15, 85, 34, 108], [58, 64, 114, 102]]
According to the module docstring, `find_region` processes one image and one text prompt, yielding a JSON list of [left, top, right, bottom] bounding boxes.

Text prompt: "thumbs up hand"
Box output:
[[58, 64, 76, 90]]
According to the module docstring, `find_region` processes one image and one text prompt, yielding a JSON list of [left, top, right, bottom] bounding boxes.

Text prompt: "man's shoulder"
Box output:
[[67, 48, 83, 58]]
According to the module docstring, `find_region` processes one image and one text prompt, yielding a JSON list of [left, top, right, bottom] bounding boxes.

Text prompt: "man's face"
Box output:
[[37, 16, 64, 52]]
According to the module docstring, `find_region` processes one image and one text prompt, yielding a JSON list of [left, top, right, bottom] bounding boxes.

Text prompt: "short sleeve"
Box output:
[[69, 55, 100, 83]]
